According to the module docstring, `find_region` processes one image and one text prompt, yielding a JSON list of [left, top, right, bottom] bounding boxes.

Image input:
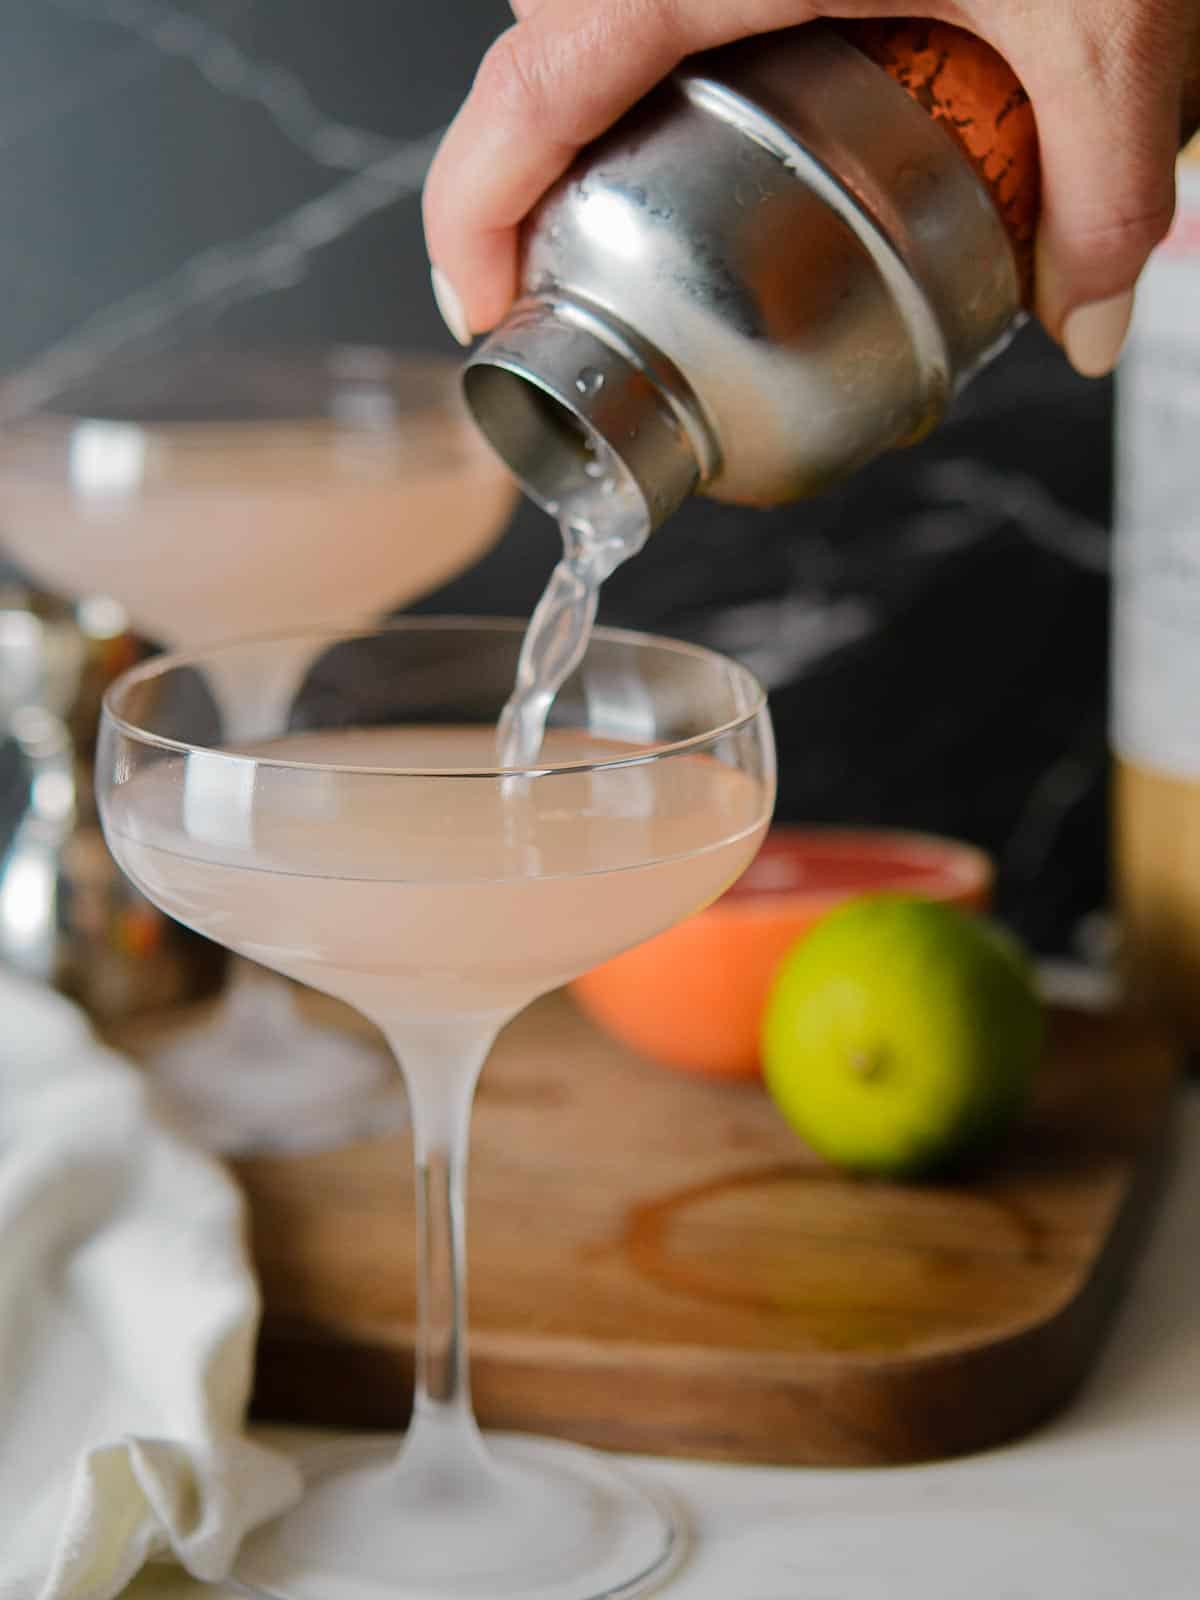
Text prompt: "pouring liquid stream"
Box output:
[[497, 427, 650, 770]]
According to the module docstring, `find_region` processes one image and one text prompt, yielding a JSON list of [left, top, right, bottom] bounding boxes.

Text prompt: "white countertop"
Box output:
[[128, 1090, 1200, 1600]]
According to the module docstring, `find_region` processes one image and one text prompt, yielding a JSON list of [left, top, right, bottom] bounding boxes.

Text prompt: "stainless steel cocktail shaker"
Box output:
[[0, 581, 224, 1020], [462, 22, 1027, 528]]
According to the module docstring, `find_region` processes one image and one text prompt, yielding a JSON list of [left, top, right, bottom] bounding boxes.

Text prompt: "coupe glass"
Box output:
[[0, 346, 517, 1151], [97, 618, 775, 1600]]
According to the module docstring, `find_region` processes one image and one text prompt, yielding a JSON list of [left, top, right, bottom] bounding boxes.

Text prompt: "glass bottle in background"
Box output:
[[1112, 138, 1200, 1048]]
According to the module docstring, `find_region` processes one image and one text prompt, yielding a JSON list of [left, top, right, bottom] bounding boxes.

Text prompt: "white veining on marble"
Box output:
[[1001, 731, 1105, 887], [0, 128, 442, 422], [921, 460, 1109, 574], [0, 0, 446, 420], [691, 594, 877, 690], [47, 0, 397, 169]]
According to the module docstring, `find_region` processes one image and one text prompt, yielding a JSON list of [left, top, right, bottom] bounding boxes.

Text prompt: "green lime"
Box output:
[[761, 895, 1043, 1178]]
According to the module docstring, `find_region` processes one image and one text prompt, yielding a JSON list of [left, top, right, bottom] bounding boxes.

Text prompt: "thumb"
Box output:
[[1010, 7, 1184, 376]]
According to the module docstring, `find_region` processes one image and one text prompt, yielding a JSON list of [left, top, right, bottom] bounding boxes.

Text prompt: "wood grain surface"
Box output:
[[138, 989, 1180, 1468]]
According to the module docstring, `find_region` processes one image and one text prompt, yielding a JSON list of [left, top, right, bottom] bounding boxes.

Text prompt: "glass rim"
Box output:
[[0, 344, 466, 435], [100, 615, 769, 779]]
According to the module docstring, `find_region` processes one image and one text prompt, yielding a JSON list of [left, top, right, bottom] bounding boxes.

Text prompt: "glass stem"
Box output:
[[382, 1019, 500, 1482], [203, 641, 329, 1018], [203, 638, 322, 744]]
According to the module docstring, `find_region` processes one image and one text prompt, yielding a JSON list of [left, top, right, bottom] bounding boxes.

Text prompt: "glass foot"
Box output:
[[149, 974, 405, 1155], [232, 1433, 684, 1600]]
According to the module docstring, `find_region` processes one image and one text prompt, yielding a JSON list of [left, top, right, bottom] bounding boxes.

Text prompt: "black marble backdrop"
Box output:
[[2, 0, 1113, 952]]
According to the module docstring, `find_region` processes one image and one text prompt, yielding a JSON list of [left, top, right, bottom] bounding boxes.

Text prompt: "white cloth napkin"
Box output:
[[0, 971, 302, 1600]]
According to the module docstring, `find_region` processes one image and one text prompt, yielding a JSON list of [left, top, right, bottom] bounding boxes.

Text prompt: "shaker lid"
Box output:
[[463, 294, 711, 531]]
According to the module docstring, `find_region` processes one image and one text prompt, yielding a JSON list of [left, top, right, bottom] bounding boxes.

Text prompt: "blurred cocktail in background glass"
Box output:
[[0, 345, 517, 1150]]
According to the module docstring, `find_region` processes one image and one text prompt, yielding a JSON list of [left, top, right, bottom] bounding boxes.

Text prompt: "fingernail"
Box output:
[[430, 266, 471, 347], [1062, 289, 1136, 378]]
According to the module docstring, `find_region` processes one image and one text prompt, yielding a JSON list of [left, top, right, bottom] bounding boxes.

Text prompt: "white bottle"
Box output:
[[1112, 141, 1200, 1042]]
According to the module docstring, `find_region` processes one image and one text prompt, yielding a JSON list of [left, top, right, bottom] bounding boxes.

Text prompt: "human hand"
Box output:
[[423, 0, 1200, 377]]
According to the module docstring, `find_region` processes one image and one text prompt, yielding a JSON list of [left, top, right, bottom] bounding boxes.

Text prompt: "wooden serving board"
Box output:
[[119, 990, 1180, 1466]]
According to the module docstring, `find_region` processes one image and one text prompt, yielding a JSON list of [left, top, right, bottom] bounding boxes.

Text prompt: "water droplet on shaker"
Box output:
[[575, 367, 604, 397]]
